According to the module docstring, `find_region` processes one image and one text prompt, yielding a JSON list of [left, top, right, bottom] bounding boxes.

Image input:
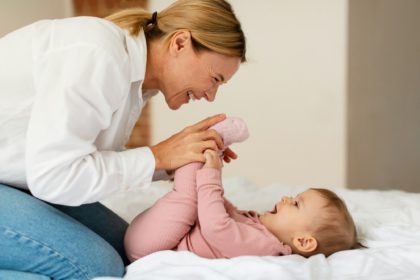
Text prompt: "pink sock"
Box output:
[[209, 117, 249, 149]]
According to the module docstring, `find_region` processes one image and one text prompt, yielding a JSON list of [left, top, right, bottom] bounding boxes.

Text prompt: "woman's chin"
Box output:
[[167, 101, 182, 110], [165, 94, 187, 110], [168, 98, 190, 110]]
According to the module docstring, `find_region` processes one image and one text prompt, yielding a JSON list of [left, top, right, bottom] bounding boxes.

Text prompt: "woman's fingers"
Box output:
[[200, 129, 224, 150], [223, 147, 238, 160], [188, 114, 226, 132], [150, 114, 232, 171], [200, 140, 219, 152]]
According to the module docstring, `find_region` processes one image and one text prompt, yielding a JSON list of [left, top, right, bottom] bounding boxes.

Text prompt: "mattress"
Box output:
[[96, 177, 420, 280]]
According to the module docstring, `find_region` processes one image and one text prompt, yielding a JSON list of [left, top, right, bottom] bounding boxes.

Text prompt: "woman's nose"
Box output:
[[205, 86, 218, 102]]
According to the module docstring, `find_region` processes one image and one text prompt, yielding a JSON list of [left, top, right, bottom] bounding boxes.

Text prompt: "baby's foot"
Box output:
[[210, 117, 249, 148]]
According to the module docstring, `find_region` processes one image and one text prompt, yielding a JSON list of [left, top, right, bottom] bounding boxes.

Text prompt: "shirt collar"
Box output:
[[124, 29, 147, 83]]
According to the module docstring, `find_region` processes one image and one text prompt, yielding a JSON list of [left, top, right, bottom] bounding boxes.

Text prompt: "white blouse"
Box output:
[[0, 17, 165, 206]]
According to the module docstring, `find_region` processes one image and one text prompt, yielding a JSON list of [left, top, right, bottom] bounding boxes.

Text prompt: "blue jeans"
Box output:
[[0, 184, 128, 279]]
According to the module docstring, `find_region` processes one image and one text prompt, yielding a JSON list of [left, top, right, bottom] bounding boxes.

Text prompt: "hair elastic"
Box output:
[[147, 11, 158, 26]]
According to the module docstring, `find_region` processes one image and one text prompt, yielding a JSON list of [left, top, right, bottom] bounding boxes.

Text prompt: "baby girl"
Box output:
[[124, 117, 358, 261]]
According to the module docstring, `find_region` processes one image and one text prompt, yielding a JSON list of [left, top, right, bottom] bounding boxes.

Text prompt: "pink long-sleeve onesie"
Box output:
[[124, 117, 292, 261]]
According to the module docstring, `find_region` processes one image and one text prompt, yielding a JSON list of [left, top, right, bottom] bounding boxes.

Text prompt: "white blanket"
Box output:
[[96, 177, 420, 280]]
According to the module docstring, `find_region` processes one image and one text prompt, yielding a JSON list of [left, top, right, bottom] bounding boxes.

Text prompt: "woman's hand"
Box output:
[[221, 147, 237, 163], [151, 114, 230, 171], [202, 149, 223, 170]]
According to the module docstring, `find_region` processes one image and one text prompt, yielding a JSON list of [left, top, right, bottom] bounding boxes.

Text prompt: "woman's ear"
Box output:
[[168, 30, 192, 56], [292, 235, 318, 253]]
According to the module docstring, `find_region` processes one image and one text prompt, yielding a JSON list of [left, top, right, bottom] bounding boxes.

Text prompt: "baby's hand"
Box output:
[[202, 149, 223, 170]]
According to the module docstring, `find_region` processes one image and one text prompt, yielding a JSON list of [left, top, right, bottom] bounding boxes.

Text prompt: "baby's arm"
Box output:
[[124, 162, 202, 262], [197, 156, 276, 258]]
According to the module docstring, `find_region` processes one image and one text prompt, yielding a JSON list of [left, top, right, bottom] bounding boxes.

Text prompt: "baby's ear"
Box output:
[[292, 235, 318, 253]]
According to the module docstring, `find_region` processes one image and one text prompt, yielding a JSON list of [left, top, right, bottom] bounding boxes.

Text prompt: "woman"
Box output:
[[0, 0, 246, 279]]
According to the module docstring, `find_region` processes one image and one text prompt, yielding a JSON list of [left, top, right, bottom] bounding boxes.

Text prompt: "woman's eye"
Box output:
[[213, 77, 219, 83]]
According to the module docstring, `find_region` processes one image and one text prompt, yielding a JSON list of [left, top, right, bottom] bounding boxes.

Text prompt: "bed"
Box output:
[[95, 177, 420, 280]]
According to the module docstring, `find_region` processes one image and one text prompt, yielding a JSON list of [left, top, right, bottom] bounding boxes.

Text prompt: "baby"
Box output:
[[124, 117, 358, 261]]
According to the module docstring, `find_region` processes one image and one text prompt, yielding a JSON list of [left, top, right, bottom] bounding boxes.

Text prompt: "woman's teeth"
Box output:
[[187, 91, 196, 102]]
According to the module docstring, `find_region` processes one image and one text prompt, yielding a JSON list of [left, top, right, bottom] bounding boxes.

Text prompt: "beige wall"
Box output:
[[2, 1, 417, 192], [149, 0, 348, 188], [0, 0, 73, 37], [1, 0, 348, 189], [347, 0, 420, 192]]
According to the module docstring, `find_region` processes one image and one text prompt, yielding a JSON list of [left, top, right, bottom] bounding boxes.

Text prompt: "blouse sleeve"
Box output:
[[26, 44, 155, 206]]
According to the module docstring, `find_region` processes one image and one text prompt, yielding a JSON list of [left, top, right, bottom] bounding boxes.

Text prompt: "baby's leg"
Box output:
[[124, 162, 202, 262]]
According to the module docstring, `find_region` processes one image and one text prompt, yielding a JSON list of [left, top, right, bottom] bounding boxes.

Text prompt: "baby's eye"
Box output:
[[294, 201, 299, 208]]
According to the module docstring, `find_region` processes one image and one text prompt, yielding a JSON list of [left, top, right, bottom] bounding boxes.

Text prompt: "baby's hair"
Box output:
[[308, 188, 359, 257]]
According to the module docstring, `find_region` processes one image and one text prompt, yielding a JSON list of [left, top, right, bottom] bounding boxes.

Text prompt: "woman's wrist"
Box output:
[[150, 145, 162, 170]]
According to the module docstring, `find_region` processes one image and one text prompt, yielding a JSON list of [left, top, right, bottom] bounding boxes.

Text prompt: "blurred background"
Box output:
[[1, 0, 419, 192]]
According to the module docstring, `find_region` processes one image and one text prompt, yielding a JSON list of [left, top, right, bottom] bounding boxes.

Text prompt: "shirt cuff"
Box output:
[[152, 169, 171, 181], [119, 146, 156, 190]]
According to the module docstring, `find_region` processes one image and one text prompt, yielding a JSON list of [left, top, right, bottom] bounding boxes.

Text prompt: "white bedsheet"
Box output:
[[96, 177, 420, 280]]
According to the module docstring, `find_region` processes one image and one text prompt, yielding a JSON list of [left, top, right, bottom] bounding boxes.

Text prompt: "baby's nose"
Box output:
[[281, 196, 293, 204]]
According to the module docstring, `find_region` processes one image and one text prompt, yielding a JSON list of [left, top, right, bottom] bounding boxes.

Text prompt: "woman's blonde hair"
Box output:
[[105, 0, 246, 62]]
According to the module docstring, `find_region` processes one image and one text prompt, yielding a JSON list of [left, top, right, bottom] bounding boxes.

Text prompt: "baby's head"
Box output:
[[259, 188, 357, 257]]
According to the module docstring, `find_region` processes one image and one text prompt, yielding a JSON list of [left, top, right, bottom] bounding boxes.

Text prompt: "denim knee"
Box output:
[[0, 184, 125, 279], [83, 241, 125, 278]]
